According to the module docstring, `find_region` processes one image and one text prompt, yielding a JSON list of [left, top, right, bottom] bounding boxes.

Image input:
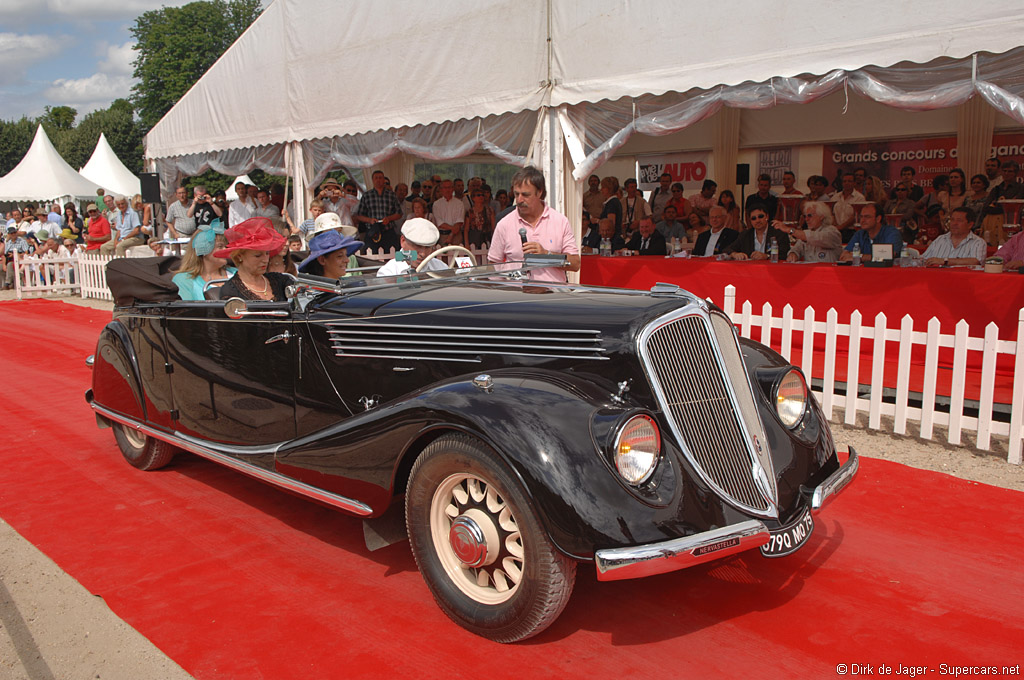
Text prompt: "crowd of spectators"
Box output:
[[578, 156, 1024, 269]]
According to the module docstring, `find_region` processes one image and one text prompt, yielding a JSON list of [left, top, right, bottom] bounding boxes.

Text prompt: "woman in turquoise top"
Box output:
[[172, 221, 236, 300]]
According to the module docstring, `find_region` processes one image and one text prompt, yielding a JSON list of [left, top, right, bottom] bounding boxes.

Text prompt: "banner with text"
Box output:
[[637, 152, 710, 191], [822, 133, 1024, 191]]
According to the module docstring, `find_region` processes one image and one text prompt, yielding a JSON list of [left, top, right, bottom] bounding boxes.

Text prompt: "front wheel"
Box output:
[[405, 434, 576, 643], [112, 423, 176, 471]]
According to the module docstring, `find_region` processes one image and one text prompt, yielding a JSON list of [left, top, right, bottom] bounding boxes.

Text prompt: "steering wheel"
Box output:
[[416, 245, 476, 272]]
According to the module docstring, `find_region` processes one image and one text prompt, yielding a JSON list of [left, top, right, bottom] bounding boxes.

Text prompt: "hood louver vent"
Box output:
[[324, 321, 608, 363]]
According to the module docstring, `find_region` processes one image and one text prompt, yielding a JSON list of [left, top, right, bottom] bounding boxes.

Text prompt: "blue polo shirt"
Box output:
[[844, 224, 903, 258]]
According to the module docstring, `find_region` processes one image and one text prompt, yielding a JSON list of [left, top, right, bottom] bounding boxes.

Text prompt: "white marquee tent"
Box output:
[[145, 0, 1024, 218], [0, 126, 109, 201], [80, 133, 141, 198]]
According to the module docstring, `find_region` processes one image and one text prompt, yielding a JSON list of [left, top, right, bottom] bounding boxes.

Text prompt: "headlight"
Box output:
[[776, 369, 807, 428], [613, 415, 660, 485]]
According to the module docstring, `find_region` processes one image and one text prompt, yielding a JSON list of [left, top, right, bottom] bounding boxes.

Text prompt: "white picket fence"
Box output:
[[77, 252, 115, 301], [11, 251, 80, 298], [720, 285, 1024, 464]]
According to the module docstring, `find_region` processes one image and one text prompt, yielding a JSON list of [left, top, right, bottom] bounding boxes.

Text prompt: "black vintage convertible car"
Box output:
[[87, 253, 857, 642]]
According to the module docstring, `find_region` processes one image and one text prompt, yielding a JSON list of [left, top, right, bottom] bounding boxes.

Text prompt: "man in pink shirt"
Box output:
[[995, 230, 1024, 270], [488, 166, 581, 283]]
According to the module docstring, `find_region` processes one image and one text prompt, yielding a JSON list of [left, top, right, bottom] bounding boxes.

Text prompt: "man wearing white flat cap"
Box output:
[[376, 217, 448, 277]]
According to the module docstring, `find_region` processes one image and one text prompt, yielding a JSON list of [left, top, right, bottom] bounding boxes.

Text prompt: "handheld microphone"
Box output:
[[519, 227, 528, 244]]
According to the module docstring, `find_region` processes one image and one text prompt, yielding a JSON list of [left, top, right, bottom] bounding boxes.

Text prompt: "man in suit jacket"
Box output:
[[724, 207, 790, 260], [693, 205, 739, 256], [626, 217, 667, 255]]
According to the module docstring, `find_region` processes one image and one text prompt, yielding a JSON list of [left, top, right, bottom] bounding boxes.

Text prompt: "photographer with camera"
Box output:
[[186, 185, 223, 229]]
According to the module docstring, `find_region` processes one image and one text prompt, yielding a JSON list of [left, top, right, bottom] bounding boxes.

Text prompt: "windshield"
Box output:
[[294, 259, 560, 295]]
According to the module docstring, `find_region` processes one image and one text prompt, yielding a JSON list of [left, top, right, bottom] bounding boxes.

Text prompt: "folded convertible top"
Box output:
[[106, 256, 182, 306]]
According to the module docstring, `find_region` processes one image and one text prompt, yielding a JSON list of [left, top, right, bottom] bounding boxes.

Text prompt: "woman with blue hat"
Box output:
[[298, 230, 364, 279], [172, 219, 236, 300]]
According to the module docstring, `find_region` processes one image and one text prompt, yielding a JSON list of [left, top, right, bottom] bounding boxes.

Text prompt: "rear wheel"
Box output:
[[405, 434, 576, 643], [112, 423, 176, 471]]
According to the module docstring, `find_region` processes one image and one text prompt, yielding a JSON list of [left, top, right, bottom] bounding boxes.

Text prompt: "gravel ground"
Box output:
[[0, 292, 1020, 679]]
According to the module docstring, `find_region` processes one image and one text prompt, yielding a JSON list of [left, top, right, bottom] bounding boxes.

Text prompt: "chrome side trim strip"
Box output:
[[595, 520, 769, 582], [324, 321, 601, 334], [90, 403, 374, 517], [327, 329, 599, 343], [811, 446, 859, 513]]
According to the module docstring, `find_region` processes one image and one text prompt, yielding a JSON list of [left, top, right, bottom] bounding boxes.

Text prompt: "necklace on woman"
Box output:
[[244, 275, 268, 294]]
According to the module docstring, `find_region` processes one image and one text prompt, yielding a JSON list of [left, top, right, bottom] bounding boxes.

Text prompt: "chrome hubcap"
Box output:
[[449, 515, 487, 567]]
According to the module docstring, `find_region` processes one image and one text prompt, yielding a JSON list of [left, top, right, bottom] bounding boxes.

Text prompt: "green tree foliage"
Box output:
[[130, 0, 263, 131], [0, 117, 37, 176]]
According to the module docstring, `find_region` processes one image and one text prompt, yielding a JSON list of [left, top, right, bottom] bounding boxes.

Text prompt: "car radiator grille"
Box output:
[[642, 312, 774, 515], [324, 322, 608, 363]]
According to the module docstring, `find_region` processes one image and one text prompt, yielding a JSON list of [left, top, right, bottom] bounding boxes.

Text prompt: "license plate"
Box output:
[[760, 506, 814, 557]]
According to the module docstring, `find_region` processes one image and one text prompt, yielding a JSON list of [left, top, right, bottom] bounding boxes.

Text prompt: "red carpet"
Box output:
[[1, 299, 1022, 679]]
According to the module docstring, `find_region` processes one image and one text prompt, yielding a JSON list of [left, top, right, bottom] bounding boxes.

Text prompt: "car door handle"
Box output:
[[265, 331, 292, 345]]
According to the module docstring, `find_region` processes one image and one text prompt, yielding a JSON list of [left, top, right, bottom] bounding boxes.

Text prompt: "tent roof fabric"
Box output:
[[0, 126, 109, 201], [145, 0, 1024, 161], [80, 133, 141, 198]]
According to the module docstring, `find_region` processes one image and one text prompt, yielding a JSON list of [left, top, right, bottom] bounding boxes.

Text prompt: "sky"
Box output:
[[0, 0, 196, 122]]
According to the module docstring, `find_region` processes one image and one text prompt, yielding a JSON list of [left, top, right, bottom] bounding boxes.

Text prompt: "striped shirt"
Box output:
[[921, 232, 986, 263]]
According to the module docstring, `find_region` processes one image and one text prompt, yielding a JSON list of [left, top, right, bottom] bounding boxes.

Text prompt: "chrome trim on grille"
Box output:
[[595, 520, 769, 581], [90, 402, 374, 517], [638, 305, 778, 518], [324, 321, 607, 362]]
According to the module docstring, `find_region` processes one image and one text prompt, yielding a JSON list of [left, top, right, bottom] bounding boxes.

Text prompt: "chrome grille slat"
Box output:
[[323, 321, 607, 362], [641, 310, 774, 516]]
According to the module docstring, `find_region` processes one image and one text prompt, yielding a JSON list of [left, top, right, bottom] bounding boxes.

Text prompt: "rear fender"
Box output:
[[91, 320, 147, 423]]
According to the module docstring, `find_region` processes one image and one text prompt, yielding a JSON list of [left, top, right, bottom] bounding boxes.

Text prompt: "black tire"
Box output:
[[405, 434, 576, 643], [112, 423, 176, 471]]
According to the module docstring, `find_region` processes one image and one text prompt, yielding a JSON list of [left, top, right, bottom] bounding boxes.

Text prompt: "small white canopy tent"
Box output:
[[225, 175, 254, 200], [144, 0, 1024, 216], [0, 126, 109, 201], [80, 133, 141, 198]]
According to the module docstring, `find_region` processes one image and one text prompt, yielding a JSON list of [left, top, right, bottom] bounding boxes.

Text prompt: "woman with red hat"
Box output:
[[213, 217, 289, 301]]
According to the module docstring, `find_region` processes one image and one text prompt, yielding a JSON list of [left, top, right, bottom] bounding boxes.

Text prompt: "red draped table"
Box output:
[[579, 255, 1024, 403]]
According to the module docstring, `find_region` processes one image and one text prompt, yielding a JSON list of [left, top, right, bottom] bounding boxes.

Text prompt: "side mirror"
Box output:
[[223, 297, 247, 319]]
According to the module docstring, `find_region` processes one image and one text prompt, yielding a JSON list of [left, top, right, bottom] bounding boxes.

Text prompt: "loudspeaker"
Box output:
[[140, 173, 161, 203], [735, 164, 750, 186]]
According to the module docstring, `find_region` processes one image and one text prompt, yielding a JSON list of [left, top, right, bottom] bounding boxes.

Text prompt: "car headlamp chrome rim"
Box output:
[[613, 414, 661, 486], [776, 369, 808, 428]]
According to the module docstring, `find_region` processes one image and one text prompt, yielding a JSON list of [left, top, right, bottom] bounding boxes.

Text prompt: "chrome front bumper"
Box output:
[[595, 447, 859, 582]]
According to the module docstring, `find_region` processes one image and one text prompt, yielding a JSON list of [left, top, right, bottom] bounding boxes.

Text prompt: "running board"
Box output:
[[89, 402, 374, 517]]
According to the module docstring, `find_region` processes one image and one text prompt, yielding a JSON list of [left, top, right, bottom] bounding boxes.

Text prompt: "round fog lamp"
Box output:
[[614, 415, 661, 485], [776, 369, 807, 428]]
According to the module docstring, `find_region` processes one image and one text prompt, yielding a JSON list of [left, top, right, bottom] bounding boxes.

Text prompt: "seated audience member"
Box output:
[[410, 197, 435, 224], [647, 172, 673, 222], [717, 190, 742, 230], [805, 175, 831, 202], [921, 207, 986, 266], [994, 228, 1024, 270], [781, 201, 843, 263], [745, 174, 779, 222], [912, 204, 946, 250], [581, 217, 625, 254], [656, 204, 688, 243], [979, 160, 1024, 243], [61, 204, 83, 243], [666, 182, 691, 224], [83, 204, 111, 251], [724, 209, 789, 260], [689, 180, 718, 219], [432, 179, 466, 247], [598, 176, 623, 233], [214, 218, 289, 302], [622, 178, 652, 234], [840, 202, 903, 262], [884, 183, 917, 228], [914, 174, 950, 222], [172, 222, 235, 301], [298, 230, 363, 279], [377, 218, 447, 277], [625, 217, 667, 255], [830, 172, 866, 239], [693, 206, 738, 256], [464, 188, 495, 247], [889, 166, 925, 201], [685, 211, 707, 244]]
